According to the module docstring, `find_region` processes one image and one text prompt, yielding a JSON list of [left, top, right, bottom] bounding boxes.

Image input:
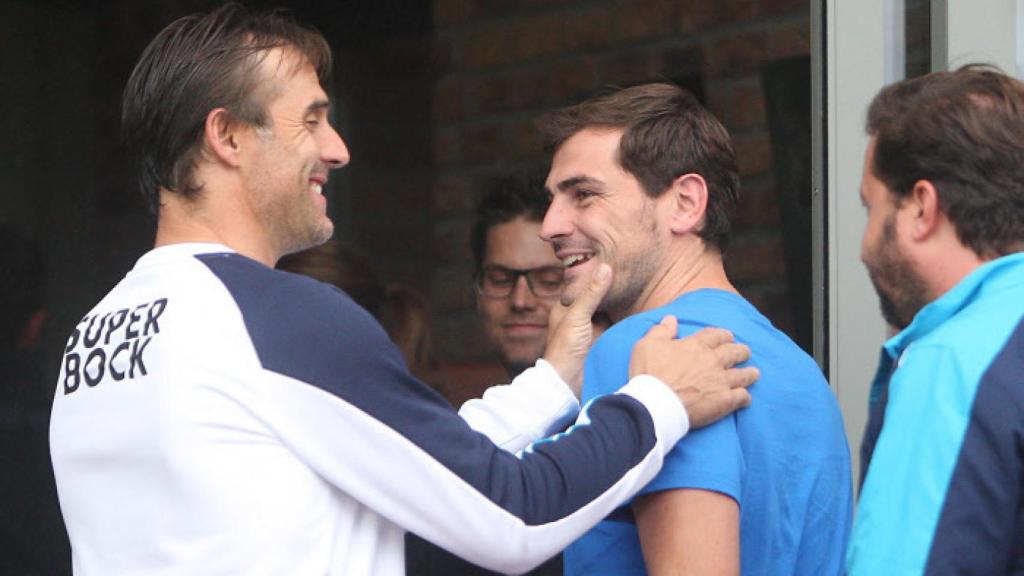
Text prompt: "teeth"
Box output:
[[312, 183, 323, 195], [562, 254, 590, 267]]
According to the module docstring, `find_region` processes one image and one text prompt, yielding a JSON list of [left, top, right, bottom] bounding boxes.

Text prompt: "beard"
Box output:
[[865, 217, 931, 331], [253, 165, 334, 257]]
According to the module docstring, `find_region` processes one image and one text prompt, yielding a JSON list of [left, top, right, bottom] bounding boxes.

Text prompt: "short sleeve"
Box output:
[[583, 315, 744, 504]]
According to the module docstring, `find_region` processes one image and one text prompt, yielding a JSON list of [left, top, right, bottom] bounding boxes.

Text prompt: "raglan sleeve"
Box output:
[[457, 359, 581, 453], [848, 339, 1024, 576], [241, 283, 691, 575]]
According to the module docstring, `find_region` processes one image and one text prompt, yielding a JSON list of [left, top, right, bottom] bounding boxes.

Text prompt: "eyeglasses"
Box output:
[[474, 265, 565, 298]]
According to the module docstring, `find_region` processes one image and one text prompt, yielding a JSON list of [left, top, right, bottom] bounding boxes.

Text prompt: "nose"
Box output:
[[509, 276, 537, 310], [321, 123, 351, 169], [540, 196, 571, 242]]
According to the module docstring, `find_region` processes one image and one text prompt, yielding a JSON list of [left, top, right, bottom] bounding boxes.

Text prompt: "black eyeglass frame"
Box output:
[[473, 264, 565, 299]]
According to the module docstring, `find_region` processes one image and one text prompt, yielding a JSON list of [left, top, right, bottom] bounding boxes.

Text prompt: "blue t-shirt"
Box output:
[[565, 290, 852, 576]]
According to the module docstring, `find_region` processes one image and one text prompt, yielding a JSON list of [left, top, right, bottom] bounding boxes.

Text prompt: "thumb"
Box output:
[[561, 263, 612, 322], [643, 315, 679, 341]]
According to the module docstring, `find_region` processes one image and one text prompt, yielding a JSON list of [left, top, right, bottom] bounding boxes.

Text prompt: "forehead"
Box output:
[[256, 48, 327, 108], [484, 217, 559, 267], [546, 128, 624, 185], [861, 138, 886, 194]]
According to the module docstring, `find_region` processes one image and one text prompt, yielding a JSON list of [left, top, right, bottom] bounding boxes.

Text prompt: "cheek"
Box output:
[[860, 218, 879, 262], [478, 299, 508, 324]]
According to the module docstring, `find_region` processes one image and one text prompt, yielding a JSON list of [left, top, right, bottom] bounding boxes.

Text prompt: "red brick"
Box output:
[[434, 128, 462, 167], [607, 0, 676, 43], [433, 219, 475, 265], [677, 0, 770, 33], [733, 178, 783, 229], [706, 76, 767, 131], [704, 30, 765, 76], [539, 57, 601, 107], [455, 21, 517, 70], [436, 360, 509, 406], [505, 117, 546, 161], [758, 0, 809, 17], [460, 122, 509, 165], [432, 35, 456, 72], [464, 69, 546, 117], [434, 0, 472, 27], [432, 315, 495, 362], [433, 75, 465, 123], [592, 48, 667, 89], [723, 231, 785, 283], [475, 0, 579, 18], [733, 130, 774, 176], [561, 4, 614, 52], [677, 0, 727, 33], [763, 18, 811, 61], [432, 267, 477, 313], [739, 284, 796, 336], [508, 12, 565, 63], [433, 174, 484, 218]]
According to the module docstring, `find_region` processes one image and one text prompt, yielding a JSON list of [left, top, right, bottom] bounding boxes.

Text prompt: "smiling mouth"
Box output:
[[562, 254, 593, 268]]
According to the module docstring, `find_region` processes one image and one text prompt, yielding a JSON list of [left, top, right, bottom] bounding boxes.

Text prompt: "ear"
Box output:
[[203, 108, 245, 167], [905, 179, 942, 242], [665, 173, 708, 235]]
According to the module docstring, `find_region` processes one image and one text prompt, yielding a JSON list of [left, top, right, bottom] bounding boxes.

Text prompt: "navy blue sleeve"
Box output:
[[925, 318, 1024, 575], [198, 253, 663, 525]]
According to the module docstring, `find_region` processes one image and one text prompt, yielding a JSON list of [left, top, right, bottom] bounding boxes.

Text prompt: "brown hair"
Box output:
[[471, 171, 550, 274], [867, 64, 1024, 258], [122, 2, 331, 214], [544, 83, 740, 251]]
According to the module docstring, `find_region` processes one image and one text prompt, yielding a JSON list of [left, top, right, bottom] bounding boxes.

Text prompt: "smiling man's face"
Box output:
[[541, 127, 664, 320]]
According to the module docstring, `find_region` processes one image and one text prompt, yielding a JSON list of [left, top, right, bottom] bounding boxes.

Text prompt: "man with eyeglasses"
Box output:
[[472, 173, 568, 379], [407, 172, 569, 576]]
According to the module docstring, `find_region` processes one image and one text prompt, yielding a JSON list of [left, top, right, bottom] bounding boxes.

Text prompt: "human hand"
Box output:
[[629, 319, 758, 429], [543, 263, 612, 397]]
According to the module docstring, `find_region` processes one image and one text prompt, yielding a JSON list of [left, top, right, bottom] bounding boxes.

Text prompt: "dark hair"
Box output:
[[122, 2, 331, 214], [0, 224, 45, 347], [470, 171, 551, 273], [867, 64, 1024, 258], [543, 82, 740, 251]]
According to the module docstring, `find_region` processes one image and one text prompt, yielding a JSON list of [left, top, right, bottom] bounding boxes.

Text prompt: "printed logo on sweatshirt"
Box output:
[[61, 298, 168, 395]]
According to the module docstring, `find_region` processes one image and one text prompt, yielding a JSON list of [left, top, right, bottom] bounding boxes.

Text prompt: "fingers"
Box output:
[[715, 342, 752, 368], [688, 327, 735, 349], [727, 388, 752, 410], [641, 315, 679, 341], [562, 264, 612, 322], [687, 388, 754, 428], [729, 367, 759, 390]]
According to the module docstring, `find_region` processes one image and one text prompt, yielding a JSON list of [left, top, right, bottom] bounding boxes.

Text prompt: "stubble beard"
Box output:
[[866, 217, 930, 331], [258, 166, 333, 257]]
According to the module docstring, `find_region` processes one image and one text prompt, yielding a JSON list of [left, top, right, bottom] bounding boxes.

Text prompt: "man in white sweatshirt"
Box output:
[[50, 4, 757, 575]]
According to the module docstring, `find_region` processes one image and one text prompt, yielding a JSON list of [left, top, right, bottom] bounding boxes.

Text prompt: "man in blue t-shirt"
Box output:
[[539, 83, 852, 575]]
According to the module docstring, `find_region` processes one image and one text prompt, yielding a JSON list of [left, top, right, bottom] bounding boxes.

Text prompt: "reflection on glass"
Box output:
[[906, 0, 932, 78]]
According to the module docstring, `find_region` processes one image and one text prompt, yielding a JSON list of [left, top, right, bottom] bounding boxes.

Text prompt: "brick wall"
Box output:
[[428, 0, 812, 389]]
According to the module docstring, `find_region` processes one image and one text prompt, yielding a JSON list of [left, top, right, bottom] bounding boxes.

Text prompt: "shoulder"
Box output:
[[194, 252, 393, 377]]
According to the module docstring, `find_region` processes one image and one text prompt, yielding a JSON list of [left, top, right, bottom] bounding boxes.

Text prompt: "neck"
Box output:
[[616, 241, 736, 322], [918, 242, 988, 303], [154, 187, 279, 267]]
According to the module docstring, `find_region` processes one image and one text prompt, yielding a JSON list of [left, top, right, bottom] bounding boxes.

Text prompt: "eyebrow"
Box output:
[[305, 99, 331, 116], [554, 175, 603, 192]]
